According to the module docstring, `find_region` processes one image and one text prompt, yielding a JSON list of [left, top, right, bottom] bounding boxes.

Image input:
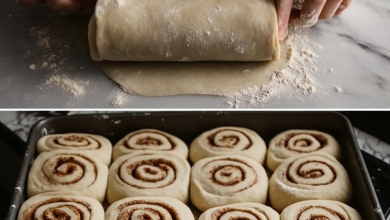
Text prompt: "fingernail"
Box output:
[[338, 4, 346, 10]]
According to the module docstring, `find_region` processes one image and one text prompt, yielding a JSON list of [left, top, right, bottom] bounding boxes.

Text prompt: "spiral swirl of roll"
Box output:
[[269, 153, 352, 212], [198, 203, 279, 220], [190, 155, 268, 211], [107, 151, 191, 204], [113, 129, 188, 160], [17, 192, 105, 220], [105, 197, 195, 220], [37, 133, 112, 166], [190, 127, 267, 164], [280, 200, 362, 220], [266, 130, 341, 172], [27, 150, 108, 202]]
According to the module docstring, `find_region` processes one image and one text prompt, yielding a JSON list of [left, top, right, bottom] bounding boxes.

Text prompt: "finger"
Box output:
[[319, 0, 342, 19], [292, 0, 326, 27], [276, 0, 294, 41], [335, 0, 353, 15]]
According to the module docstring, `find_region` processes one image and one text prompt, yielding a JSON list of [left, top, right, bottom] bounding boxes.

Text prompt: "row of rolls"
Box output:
[[18, 127, 362, 220]]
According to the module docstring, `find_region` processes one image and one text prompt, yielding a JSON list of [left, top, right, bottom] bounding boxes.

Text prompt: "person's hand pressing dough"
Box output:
[[17, 192, 105, 220], [107, 151, 191, 204], [198, 203, 279, 220], [280, 200, 362, 220], [277, 0, 354, 41], [266, 129, 341, 172], [269, 153, 352, 212], [189, 126, 267, 164], [190, 155, 268, 211]]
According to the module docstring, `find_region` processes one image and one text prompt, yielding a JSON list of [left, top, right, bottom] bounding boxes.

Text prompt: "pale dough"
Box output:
[[89, 0, 279, 61], [27, 150, 108, 203], [268, 153, 352, 212], [112, 129, 188, 161], [199, 203, 280, 220], [107, 151, 191, 204], [18, 192, 105, 220], [266, 129, 341, 172], [37, 133, 112, 166], [190, 155, 268, 211], [189, 126, 267, 164], [105, 197, 195, 220], [281, 200, 362, 220]]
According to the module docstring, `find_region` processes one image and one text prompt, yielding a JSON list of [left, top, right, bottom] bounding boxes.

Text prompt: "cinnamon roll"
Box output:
[[112, 129, 188, 160], [199, 203, 279, 220], [37, 133, 112, 166], [267, 129, 341, 172], [27, 150, 108, 203], [190, 127, 267, 164], [17, 192, 104, 220], [269, 153, 352, 212], [106, 151, 191, 204], [281, 200, 362, 220], [105, 197, 194, 220], [190, 155, 268, 211]]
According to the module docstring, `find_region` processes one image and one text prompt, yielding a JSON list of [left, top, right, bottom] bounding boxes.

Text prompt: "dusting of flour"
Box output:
[[45, 74, 89, 99], [224, 27, 323, 108]]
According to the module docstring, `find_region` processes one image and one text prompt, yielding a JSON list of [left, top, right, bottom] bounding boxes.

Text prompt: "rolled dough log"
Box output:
[[88, 0, 279, 62]]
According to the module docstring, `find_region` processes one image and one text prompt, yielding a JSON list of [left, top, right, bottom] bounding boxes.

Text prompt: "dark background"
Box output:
[[0, 111, 389, 219]]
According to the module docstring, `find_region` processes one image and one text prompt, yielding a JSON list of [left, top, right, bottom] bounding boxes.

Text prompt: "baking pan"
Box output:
[[6, 112, 385, 220]]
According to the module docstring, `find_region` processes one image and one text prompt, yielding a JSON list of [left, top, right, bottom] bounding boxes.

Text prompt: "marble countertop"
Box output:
[[1, 111, 389, 164], [0, 0, 389, 108]]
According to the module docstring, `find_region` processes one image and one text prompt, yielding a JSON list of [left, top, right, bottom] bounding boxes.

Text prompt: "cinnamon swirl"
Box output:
[[190, 155, 268, 211], [199, 203, 279, 220], [105, 197, 194, 220], [27, 150, 108, 203], [17, 192, 104, 220], [267, 129, 341, 172], [37, 133, 112, 166], [190, 127, 267, 164], [112, 129, 188, 160], [107, 151, 191, 204], [269, 153, 352, 212], [281, 200, 362, 220]]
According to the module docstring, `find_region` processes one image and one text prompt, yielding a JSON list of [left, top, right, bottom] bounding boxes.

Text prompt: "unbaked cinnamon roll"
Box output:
[[190, 155, 268, 211], [112, 129, 188, 160], [267, 129, 341, 172], [107, 151, 191, 204], [105, 197, 194, 220], [27, 150, 108, 203], [198, 203, 279, 220], [37, 133, 112, 166], [190, 126, 267, 164], [17, 192, 104, 220], [281, 200, 362, 220], [269, 153, 352, 212]]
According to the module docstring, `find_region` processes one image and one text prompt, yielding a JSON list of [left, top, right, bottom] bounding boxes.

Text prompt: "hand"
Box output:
[[277, 0, 353, 41], [19, 0, 96, 13]]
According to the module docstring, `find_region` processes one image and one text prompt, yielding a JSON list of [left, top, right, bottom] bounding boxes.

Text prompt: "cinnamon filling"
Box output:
[[207, 129, 252, 150], [24, 198, 90, 220], [286, 160, 336, 185], [295, 205, 347, 220], [42, 154, 97, 185], [281, 133, 328, 152], [52, 135, 101, 149], [124, 131, 176, 150], [212, 207, 263, 220], [118, 158, 176, 188], [117, 200, 180, 220]]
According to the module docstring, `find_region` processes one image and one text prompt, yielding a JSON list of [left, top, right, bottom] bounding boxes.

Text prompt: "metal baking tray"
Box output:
[[6, 112, 386, 220]]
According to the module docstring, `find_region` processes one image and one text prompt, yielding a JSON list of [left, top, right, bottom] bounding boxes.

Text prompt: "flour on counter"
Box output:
[[45, 73, 89, 99], [224, 27, 323, 108], [29, 64, 36, 70], [333, 85, 342, 92], [108, 89, 131, 107]]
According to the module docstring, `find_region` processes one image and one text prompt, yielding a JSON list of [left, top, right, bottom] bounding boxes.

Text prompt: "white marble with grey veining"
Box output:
[[0, 0, 389, 108]]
